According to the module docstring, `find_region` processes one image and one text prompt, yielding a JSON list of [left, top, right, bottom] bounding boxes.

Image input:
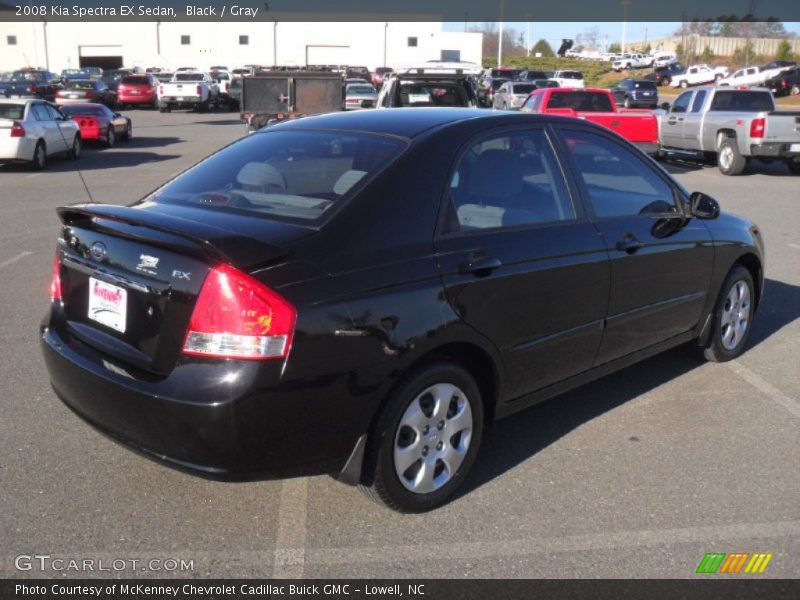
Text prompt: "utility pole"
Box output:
[[526, 16, 531, 56], [621, 0, 631, 54], [383, 23, 388, 67], [497, 0, 505, 67], [273, 21, 278, 66]]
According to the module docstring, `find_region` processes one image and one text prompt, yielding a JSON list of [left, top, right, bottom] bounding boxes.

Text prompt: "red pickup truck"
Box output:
[[520, 87, 659, 155]]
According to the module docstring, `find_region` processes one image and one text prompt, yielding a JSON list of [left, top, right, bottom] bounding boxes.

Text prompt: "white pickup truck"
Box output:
[[670, 64, 729, 88], [612, 53, 651, 71], [158, 72, 220, 112]]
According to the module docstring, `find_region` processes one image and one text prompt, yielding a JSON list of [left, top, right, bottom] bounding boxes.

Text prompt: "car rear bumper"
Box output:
[[160, 97, 202, 108], [118, 93, 155, 104], [0, 137, 36, 161], [40, 320, 358, 479], [750, 142, 800, 158]]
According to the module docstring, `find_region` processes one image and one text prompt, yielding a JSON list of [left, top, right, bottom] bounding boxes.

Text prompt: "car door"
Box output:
[[660, 90, 692, 147], [30, 103, 61, 154], [555, 126, 713, 363], [435, 125, 610, 399], [681, 89, 707, 150]]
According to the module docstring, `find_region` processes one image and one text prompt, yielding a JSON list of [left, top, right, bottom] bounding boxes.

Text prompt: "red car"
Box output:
[[116, 74, 157, 109], [59, 103, 132, 147], [520, 87, 659, 155]]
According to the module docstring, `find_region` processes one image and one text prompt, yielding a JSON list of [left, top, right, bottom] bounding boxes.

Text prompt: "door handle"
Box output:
[[458, 256, 502, 275], [616, 234, 645, 254]]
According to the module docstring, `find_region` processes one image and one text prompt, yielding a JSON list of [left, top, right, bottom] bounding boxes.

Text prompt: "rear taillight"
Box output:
[[10, 121, 25, 137], [196, 85, 202, 95], [750, 117, 765, 138], [182, 264, 296, 360], [85, 90, 94, 99], [56, 89, 65, 97], [50, 253, 62, 302]]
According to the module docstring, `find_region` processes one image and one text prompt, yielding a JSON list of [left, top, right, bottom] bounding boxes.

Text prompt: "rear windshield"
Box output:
[[511, 83, 536, 94], [121, 76, 150, 85], [174, 73, 204, 81], [347, 85, 375, 95], [66, 81, 95, 90], [490, 79, 509, 90], [548, 91, 613, 111], [491, 68, 519, 78], [522, 71, 547, 79], [0, 104, 25, 119], [212, 72, 230, 80], [61, 104, 106, 116], [148, 130, 406, 224], [559, 71, 583, 79], [398, 82, 469, 107], [710, 91, 774, 112], [633, 80, 657, 89]]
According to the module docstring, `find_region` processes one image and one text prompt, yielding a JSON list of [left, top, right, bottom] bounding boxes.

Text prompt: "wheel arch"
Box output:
[[733, 252, 763, 310]]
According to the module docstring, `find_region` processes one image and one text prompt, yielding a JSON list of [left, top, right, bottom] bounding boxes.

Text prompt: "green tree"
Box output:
[[775, 39, 793, 61], [675, 43, 686, 63], [701, 46, 715, 63], [532, 39, 555, 57], [607, 43, 621, 54], [733, 41, 756, 66]]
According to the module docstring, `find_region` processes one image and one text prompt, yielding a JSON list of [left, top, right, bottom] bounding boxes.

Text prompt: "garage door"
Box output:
[[79, 45, 123, 70]]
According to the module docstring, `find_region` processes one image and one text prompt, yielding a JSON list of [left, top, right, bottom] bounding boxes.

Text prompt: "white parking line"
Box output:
[[0, 251, 33, 271], [725, 362, 800, 418], [272, 477, 309, 578]]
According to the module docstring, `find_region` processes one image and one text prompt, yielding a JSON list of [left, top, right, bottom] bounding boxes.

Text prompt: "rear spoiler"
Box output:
[[57, 204, 287, 268]]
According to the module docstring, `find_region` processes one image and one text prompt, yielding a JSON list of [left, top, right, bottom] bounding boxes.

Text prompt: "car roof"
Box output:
[[264, 108, 558, 139]]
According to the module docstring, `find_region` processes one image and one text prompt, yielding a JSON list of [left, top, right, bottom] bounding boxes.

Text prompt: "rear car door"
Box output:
[[30, 103, 62, 153], [660, 90, 692, 147], [555, 126, 713, 364], [681, 89, 708, 150], [435, 125, 610, 399]]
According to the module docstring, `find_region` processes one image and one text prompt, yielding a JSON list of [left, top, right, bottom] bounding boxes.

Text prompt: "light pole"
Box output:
[[273, 21, 278, 66], [497, 0, 505, 67], [526, 16, 531, 56], [383, 22, 388, 67], [621, 0, 631, 55]]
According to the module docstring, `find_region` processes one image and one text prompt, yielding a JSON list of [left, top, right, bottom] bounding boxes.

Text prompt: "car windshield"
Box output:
[[61, 105, 107, 116], [548, 91, 613, 111], [398, 82, 469, 107], [347, 85, 375, 95], [148, 130, 406, 224], [66, 81, 95, 90], [121, 76, 150, 85], [0, 103, 25, 119], [175, 73, 203, 81], [512, 83, 536, 94], [710, 91, 774, 112]]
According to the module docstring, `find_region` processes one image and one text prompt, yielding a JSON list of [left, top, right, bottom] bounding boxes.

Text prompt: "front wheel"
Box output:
[[791, 84, 800, 96], [702, 266, 755, 362], [123, 121, 132, 141], [359, 362, 484, 513], [680, 80, 689, 89], [105, 126, 115, 147]]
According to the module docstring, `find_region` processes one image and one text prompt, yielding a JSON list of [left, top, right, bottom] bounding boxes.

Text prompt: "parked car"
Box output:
[[227, 76, 242, 110], [551, 70, 585, 88], [613, 53, 650, 71], [377, 63, 481, 108], [61, 69, 91, 83], [520, 87, 659, 154], [59, 103, 131, 147], [41, 109, 764, 512], [611, 79, 659, 108], [657, 86, 800, 175], [371, 67, 394, 88], [101, 69, 134, 93], [477, 77, 509, 108], [82, 67, 104, 80], [210, 69, 234, 106], [344, 83, 378, 110], [0, 98, 81, 169], [6, 69, 63, 101], [55, 80, 116, 108], [647, 63, 686, 87], [718, 66, 767, 88], [759, 60, 797, 81], [516, 69, 549, 82], [653, 53, 677, 68], [763, 66, 800, 97], [158, 72, 219, 112], [492, 81, 538, 110], [487, 67, 524, 80], [116, 74, 158, 109], [671, 64, 728, 88], [154, 72, 174, 84]]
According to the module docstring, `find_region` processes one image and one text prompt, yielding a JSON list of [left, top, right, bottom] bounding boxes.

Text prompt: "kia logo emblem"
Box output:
[[90, 242, 107, 261]]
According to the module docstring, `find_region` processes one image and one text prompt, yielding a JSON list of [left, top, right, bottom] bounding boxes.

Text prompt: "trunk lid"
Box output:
[[763, 112, 800, 143], [55, 202, 312, 374]]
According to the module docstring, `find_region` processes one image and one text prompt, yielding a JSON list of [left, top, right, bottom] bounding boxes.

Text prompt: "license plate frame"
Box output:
[[87, 277, 127, 333]]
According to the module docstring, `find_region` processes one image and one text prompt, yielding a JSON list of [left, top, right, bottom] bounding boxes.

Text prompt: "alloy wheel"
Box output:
[[720, 280, 751, 351], [719, 146, 733, 170]]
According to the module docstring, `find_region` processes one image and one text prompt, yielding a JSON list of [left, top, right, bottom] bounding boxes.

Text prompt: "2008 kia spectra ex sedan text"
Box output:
[[41, 109, 764, 512]]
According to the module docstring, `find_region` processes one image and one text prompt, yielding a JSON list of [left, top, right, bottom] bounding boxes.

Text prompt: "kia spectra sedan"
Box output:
[[42, 109, 764, 512]]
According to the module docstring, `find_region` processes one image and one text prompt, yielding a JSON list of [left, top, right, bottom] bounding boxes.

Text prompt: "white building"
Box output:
[[0, 20, 482, 73]]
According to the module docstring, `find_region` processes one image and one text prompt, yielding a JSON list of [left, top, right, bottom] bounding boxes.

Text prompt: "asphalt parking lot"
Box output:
[[1, 109, 798, 579]]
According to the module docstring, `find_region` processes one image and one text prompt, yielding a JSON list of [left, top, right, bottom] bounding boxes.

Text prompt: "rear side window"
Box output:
[[547, 91, 612, 112], [149, 130, 406, 224], [710, 91, 774, 112], [448, 129, 575, 231], [0, 103, 25, 119], [563, 130, 677, 219]]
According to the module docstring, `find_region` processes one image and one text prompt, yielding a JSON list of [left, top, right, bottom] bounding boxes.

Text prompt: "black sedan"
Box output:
[[55, 80, 116, 108], [41, 109, 764, 512]]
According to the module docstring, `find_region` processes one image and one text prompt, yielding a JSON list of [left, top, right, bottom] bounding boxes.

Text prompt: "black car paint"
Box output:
[[41, 109, 764, 483]]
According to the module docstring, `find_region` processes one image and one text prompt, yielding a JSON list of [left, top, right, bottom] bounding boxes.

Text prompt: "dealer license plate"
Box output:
[[87, 277, 127, 333], [790, 143, 800, 152]]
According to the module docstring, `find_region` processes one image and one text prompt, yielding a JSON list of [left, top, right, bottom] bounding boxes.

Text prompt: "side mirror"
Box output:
[[660, 101, 671, 111], [689, 191, 720, 220]]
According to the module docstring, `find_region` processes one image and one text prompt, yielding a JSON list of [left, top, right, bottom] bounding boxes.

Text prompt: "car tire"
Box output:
[[623, 96, 632, 108], [702, 266, 755, 362], [680, 80, 689, 89], [123, 121, 132, 141], [105, 126, 115, 147], [787, 160, 800, 175], [31, 140, 46, 171], [717, 138, 746, 176], [791, 84, 800, 96], [359, 362, 484, 513], [69, 135, 82, 160]]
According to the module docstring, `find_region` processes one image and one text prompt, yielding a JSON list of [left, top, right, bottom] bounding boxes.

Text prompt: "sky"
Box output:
[[443, 21, 800, 49]]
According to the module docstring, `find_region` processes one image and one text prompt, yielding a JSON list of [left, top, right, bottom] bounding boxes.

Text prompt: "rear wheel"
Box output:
[[31, 141, 46, 171], [717, 138, 746, 175], [359, 362, 484, 513], [792, 84, 800, 96], [787, 160, 800, 175], [680, 80, 689, 89], [105, 126, 116, 147], [702, 266, 755, 362]]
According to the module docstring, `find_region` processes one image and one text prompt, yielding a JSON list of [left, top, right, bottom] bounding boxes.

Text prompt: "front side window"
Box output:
[[671, 91, 692, 113], [562, 130, 678, 219], [448, 129, 575, 231], [148, 130, 406, 224]]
